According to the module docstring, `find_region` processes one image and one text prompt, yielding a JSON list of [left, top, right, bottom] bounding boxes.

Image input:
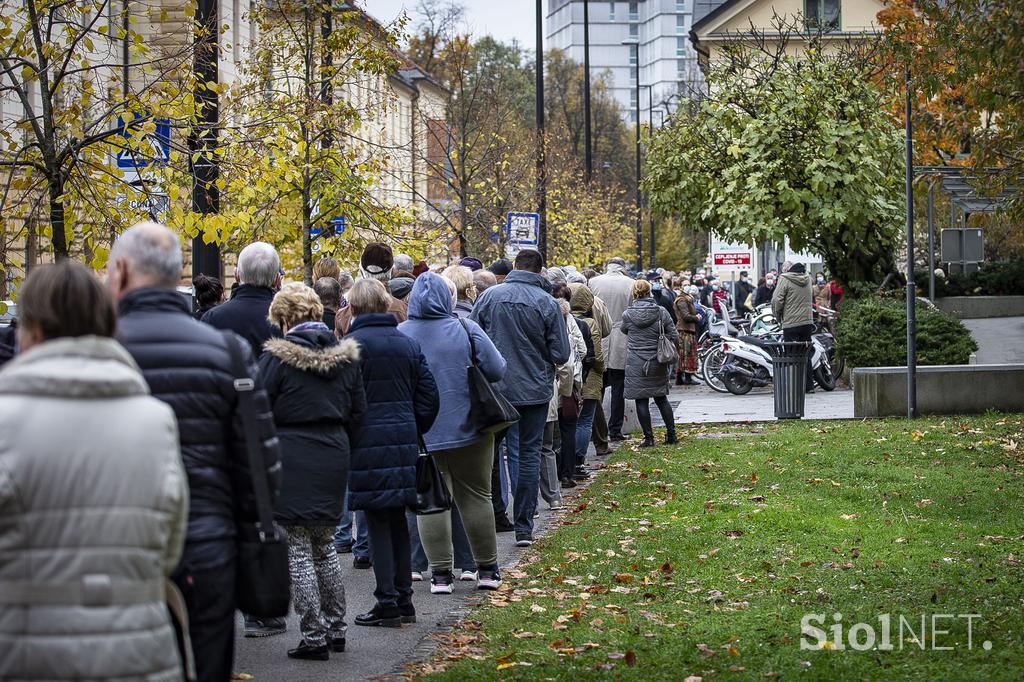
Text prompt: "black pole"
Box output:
[[583, 0, 592, 183], [190, 0, 220, 279], [905, 67, 916, 419], [634, 61, 641, 272], [646, 85, 655, 268], [927, 180, 935, 301], [536, 0, 547, 259]]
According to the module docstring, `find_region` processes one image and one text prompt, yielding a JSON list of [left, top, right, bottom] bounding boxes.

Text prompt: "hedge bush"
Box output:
[[914, 258, 1024, 297], [836, 298, 978, 369]]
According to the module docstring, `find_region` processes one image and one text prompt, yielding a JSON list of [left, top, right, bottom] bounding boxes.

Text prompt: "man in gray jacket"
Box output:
[[471, 249, 571, 546], [772, 261, 816, 392]]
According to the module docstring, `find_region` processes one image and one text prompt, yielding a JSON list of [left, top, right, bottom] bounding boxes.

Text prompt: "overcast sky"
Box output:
[[362, 1, 543, 48]]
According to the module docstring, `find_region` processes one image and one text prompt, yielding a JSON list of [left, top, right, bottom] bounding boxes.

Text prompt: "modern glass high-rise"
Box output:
[[546, 0, 703, 122]]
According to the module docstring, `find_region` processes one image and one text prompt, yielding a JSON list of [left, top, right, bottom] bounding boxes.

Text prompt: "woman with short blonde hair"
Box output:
[[442, 265, 477, 319], [269, 282, 324, 332]]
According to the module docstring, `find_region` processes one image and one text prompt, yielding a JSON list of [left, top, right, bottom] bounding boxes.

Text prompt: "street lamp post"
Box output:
[[641, 84, 655, 269], [536, 0, 547, 259], [905, 67, 917, 419], [623, 37, 641, 271], [583, 0, 592, 183]]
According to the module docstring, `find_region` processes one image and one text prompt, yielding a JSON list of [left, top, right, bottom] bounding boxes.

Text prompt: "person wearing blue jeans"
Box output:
[[335, 491, 370, 565], [493, 403, 550, 541], [574, 399, 598, 466]]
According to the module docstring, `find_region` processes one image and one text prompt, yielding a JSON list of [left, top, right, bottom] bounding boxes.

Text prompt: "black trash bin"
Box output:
[[766, 341, 811, 419]]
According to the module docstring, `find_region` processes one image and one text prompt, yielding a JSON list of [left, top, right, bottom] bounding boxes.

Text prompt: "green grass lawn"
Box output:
[[416, 415, 1024, 681]]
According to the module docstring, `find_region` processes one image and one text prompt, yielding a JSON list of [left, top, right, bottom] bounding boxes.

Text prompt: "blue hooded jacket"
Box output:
[[399, 272, 506, 451], [469, 269, 571, 406]]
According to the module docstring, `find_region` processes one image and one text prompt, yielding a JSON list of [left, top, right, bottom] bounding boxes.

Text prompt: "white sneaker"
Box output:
[[549, 500, 562, 510], [459, 570, 478, 581], [430, 572, 455, 594], [411, 571, 423, 582]]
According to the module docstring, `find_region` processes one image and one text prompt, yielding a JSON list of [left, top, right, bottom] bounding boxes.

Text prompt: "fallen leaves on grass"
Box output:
[[839, 513, 860, 520]]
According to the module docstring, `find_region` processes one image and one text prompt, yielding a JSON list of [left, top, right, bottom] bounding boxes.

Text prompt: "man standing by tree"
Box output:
[[772, 261, 816, 393], [471, 249, 570, 546], [587, 257, 634, 440], [109, 222, 281, 681]]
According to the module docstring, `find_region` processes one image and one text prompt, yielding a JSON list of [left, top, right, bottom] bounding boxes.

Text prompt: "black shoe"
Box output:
[[640, 436, 655, 448], [494, 514, 515, 533], [675, 373, 685, 386], [336, 543, 353, 554], [665, 432, 678, 445], [595, 448, 611, 457], [328, 634, 346, 653], [244, 617, 287, 638], [354, 604, 402, 628], [398, 603, 417, 624], [515, 533, 534, 547], [609, 432, 626, 442], [287, 640, 329, 660], [560, 476, 577, 489], [353, 556, 372, 569], [573, 465, 590, 480]]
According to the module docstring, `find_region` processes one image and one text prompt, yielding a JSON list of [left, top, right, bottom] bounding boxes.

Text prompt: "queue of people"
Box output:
[[0, 221, 840, 681]]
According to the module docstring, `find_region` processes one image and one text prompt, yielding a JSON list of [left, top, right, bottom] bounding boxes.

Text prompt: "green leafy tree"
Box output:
[[644, 26, 904, 285]]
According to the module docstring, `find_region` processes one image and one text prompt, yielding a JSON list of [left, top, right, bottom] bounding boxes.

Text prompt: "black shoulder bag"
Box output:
[[458, 318, 520, 434], [413, 435, 452, 515], [223, 333, 291, 619]]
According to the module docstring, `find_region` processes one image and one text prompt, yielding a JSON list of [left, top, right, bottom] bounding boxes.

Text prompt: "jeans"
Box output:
[[364, 506, 413, 608], [783, 324, 815, 388], [494, 403, 548, 536], [408, 506, 475, 573], [538, 421, 561, 504], [284, 525, 346, 647], [417, 435, 499, 571], [635, 396, 676, 440], [500, 425, 519, 507], [575, 398, 598, 461], [605, 369, 626, 435], [172, 550, 235, 682], [335, 491, 370, 558]]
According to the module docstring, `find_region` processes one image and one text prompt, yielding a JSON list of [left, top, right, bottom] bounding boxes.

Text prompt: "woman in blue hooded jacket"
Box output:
[[399, 272, 507, 592]]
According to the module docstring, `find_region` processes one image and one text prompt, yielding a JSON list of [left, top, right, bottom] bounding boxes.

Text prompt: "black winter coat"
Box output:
[[258, 328, 366, 526], [201, 284, 282, 358], [345, 313, 439, 511], [117, 287, 281, 564]]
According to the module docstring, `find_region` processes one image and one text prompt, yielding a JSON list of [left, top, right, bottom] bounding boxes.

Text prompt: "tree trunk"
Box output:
[[49, 178, 68, 260]]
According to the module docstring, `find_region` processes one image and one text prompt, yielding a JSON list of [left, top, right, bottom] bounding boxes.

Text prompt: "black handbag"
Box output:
[[413, 436, 452, 515], [223, 333, 291, 619], [458, 319, 520, 434]]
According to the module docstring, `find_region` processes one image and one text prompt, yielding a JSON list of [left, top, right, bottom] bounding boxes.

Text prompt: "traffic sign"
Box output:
[[115, 115, 171, 169], [504, 212, 539, 258], [310, 216, 345, 240]]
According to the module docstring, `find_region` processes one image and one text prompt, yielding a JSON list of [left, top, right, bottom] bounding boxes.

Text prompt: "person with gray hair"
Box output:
[[201, 241, 283, 357], [110, 221, 284, 676], [314, 277, 342, 331], [393, 253, 414, 275]]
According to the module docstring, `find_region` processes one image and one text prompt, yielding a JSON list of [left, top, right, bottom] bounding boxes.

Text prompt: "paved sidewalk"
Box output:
[[963, 316, 1024, 364], [660, 382, 854, 424]]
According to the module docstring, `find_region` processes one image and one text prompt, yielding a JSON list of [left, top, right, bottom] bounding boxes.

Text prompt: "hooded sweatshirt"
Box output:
[[772, 267, 814, 329], [399, 272, 506, 450]]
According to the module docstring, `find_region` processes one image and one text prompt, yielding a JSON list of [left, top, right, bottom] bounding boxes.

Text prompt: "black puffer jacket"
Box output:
[[201, 284, 282, 358], [258, 328, 366, 526], [117, 287, 281, 561]]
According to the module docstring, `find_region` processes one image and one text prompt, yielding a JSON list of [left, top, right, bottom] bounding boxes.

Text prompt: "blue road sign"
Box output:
[[116, 115, 171, 169], [505, 212, 540, 246], [310, 216, 345, 240]]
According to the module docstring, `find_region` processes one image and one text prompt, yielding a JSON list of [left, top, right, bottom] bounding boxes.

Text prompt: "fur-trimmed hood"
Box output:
[[264, 335, 360, 375]]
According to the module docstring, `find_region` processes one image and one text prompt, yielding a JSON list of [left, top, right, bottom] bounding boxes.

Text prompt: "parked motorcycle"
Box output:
[[719, 333, 836, 395]]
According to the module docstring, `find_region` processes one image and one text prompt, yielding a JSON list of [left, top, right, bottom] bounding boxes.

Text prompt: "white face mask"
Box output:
[[766, 279, 775, 286], [817, 276, 825, 284], [711, 284, 720, 291]]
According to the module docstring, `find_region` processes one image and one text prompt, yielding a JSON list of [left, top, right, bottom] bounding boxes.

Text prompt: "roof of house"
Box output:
[[693, 0, 737, 32]]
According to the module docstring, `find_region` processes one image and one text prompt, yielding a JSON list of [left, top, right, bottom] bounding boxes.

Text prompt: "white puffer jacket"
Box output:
[[0, 336, 188, 682]]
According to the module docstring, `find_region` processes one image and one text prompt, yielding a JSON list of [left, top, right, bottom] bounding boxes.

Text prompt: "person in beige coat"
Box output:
[[0, 262, 188, 682], [587, 258, 634, 440]]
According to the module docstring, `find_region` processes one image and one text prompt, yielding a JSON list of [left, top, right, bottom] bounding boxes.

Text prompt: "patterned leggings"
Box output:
[[284, 525, 347, 646]]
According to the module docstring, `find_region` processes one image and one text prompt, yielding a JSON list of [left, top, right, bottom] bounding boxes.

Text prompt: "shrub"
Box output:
[[836, 298, 978, 369], [914, 258, 1024, 297]]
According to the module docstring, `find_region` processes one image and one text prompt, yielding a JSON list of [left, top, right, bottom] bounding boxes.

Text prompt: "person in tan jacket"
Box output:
[[0, 262, 188, 682]]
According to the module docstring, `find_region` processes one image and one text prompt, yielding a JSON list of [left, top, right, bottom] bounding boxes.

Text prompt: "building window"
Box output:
[[676, 36, 686, 56], [676, 14, 686, 33], [628, 1, 639, 21], [629, 44, 638, 65], [677, 58, 689, 77], [805, 0, 841, 31], [629, 22, 638, 37], [676, 1, 687, 11], [609, 1, 615, 20]]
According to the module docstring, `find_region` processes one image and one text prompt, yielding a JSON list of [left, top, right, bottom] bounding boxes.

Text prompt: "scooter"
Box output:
[[719, 333, 836, 395]]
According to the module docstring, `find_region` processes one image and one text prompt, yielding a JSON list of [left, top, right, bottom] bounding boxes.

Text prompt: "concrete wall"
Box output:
[[853, 365, 1024, 418], [935, 296, 1024, 319]]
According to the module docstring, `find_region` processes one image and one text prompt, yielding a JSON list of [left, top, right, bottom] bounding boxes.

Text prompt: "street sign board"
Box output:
[[783, 236, 821, 266], [504, 212, 540, 259], [941, 228, 984, 264], [115, 115, 171, 169], [310, 216, 346, 240], [115, 168, 168, 221], [710, 234, 753, 272]]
